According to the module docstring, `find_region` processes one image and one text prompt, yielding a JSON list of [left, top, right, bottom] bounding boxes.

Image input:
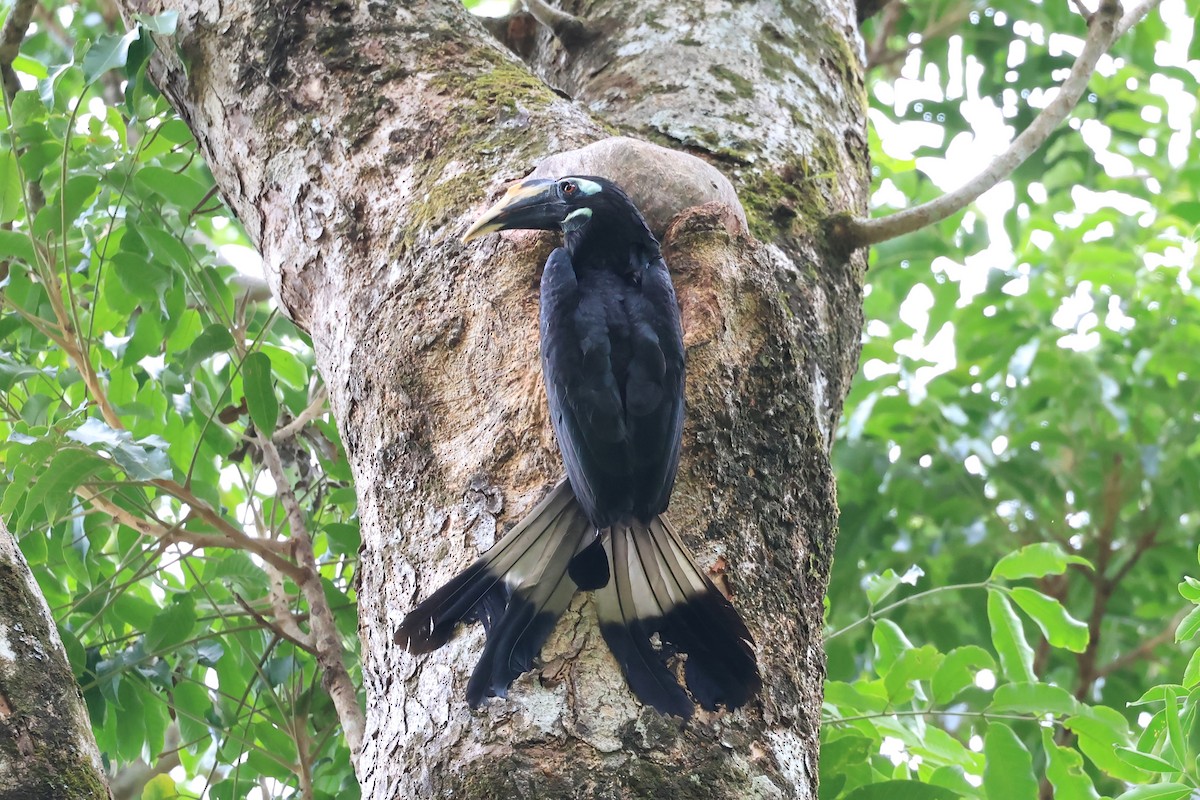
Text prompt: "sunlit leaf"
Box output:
[[82, 27, 142, 84], [1009, 587, 1089, 653], [242, 351, 279, 435]]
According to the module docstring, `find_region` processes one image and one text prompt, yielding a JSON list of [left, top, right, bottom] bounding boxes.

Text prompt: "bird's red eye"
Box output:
[[563, 182, 576, 195]]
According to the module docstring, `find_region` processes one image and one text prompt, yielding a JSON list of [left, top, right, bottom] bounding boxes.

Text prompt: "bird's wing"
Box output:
[[627, 258, 686, 516], [539, 248, 632, 525]]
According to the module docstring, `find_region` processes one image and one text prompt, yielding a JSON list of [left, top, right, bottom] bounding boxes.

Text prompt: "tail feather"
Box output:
[[595, 521, 695, 718], [466, 510, 591, 704], [397, 481, 760, 717], [396, 481, 594, 705], [596, 516, 760, 718]]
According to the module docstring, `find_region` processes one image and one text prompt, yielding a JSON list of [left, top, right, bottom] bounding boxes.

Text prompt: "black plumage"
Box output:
[[396, 175, 760, 717]]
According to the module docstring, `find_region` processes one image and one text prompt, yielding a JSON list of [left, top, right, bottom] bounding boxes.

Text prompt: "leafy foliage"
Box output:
[[825, 0, 1200, 795], [1, 5, 358, 798]]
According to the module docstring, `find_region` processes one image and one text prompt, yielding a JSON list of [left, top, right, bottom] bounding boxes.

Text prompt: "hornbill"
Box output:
[[395, 175, 760, 718]]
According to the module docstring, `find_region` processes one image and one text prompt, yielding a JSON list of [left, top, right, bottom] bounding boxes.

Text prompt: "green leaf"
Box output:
[[182, 324, 236, 369], [865, 569, 903, 605], [0, 230, 37, 266], [988, 590, 1035, 683], [983, 724, 1037, 800], [1041, 728, 1101, 800], [259, 344, 310, 391], [1184, 648, 1200, 688], [143, 595, 196, 653], [872, 619, 912, 676], [1111, 786, 1193, 800], [112, 594, 160, 632], [135, 165, 214, 212], [1114, 746, 1181, 773], [883, 645, 944, 702], [1009, 587, 1089, 652], [203, 551, 269, 594], [991, 542, 1091, 580], [1174, 606, 1200, 643], [57, 625, 86, 675], [135, 10, 179, 34], [1066, 707, 1145, 782], [1163, 691, 1188, 769], [82, 28, 141, 83], [842, 781, 962, 800], [141, 774, 179, 800], [173, 681, 212, 748], [989, 681, 1080, 717], [324, 522, 360, 556], [67, 419, 173, 481], [932, 645, 994, 704], [0, 149, 22, 223], [37, 62, 72, 107], [18, 448, 106, 529], [242, 351, 279, 435], [12, 55, 48, 78], [115, 679, 147, 762]]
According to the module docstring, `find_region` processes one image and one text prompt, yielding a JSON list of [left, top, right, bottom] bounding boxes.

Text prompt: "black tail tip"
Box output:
[[600, 592, 760, 719]]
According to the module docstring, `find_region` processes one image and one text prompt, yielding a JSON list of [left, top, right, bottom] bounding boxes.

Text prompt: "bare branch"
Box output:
[[834, 0, 1162, 249], [255, 430, 365, 769], [233, 591, 316, 654], [867, 3, 969, 72], [77, 483, 305, 584], [522, 0, 589, 45], [0, 0, 36, 70], [1095, 607, 1188, 679], [109, 723, 182, 800], [273, 384, 330, 442]]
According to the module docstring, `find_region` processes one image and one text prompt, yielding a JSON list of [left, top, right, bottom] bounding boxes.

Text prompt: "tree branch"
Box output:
[[273, 384, 329, 442], [0, 0, 36, 87], [109, 723, 181, 800], [522, 0, 589, 45], [77, 483, 306, 583], [255, 430, 365, 770], [867, 3, 970, 72], [233, 591, 316, 655], [1095, 607, 1188, 679], [833, 0, 1161, 249]]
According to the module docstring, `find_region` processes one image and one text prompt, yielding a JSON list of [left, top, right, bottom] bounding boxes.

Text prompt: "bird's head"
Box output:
[[462, 176, 653, 250]]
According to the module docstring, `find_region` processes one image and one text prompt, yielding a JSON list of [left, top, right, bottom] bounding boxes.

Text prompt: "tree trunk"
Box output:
[[0, 523, 110, 800], [121, 0, 868, 796]]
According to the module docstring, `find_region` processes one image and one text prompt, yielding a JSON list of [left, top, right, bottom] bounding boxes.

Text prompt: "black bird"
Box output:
[[395, 175, 760, 718]]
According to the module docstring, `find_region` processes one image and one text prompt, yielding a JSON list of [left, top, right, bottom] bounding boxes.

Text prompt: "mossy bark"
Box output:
[[117, 0, 868, 796], [0, 523, 110, 800]]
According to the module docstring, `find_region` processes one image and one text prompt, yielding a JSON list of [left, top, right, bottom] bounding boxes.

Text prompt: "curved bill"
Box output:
[[462, 179, 561, 242]]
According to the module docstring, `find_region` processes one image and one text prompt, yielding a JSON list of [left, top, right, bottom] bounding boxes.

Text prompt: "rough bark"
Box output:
[[0, 523, 110, 800], [118, 0, 868, 796]]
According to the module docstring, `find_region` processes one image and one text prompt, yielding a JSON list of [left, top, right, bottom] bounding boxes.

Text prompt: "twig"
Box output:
[[273, 384, 329, 442], [77, 483, 305, 583], [1095, 607, 1189, 679], [825, 581, 992, 640], [522, 0, 588, 45], [267, 562, 313, 645], [109, 723, 183, 800], [233, 591, 316, 654], [865, 1, 904, 69], [834, 0, 1161, 249], [255, 430, 365, 770], [867, 4, 971, 71]]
